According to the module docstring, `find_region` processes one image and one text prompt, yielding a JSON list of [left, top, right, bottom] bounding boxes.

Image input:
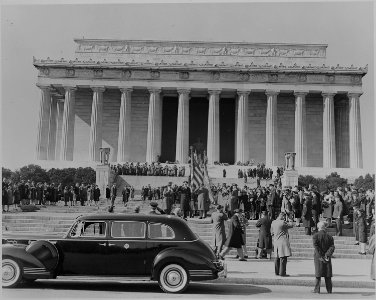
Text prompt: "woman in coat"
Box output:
[[255, 210, 273, 259], [197, 184, 210, 219], [189, 184, 198, 218], [219, 209, 246, 261], [63, 186, 70, 206], [368, 219, 375, 280], [322, 192, 334, 227], [271, 212, 293, 276], [357, 209, 368, 254], [94, 185, 101, 207], [162, 185, 174, 215], [302, 193, 313, 235]]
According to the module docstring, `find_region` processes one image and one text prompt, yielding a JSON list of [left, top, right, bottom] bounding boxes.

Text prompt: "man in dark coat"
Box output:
[[110, 183, 117, 207], [219, 209, 246, 261], [312, 221, 335, 294], [210, 205, 228, 256], [178, 181, 191, 219], [302, 193, 313, 235], [255, 210, 273, 259], [105, 185, 111, 206]]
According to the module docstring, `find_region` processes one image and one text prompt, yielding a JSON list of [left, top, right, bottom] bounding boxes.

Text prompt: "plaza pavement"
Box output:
[[217, 257, 375, 289]]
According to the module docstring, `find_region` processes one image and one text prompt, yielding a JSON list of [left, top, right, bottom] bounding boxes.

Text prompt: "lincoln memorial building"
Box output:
[[33, 39, 367, 170]]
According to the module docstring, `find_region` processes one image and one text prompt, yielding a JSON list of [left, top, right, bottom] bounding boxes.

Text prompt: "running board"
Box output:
[[56, 276, 152, 281]]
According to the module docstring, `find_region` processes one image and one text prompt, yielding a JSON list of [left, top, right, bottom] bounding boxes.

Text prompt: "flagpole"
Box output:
[[190, 146, 194, 187]]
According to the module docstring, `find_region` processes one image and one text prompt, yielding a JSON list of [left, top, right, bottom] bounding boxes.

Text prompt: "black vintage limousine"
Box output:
[[2, 214, 226, 293]]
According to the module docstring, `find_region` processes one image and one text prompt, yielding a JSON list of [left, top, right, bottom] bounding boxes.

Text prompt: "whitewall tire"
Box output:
[[2, 258, 23, 288], [158, 263, 189, 293]]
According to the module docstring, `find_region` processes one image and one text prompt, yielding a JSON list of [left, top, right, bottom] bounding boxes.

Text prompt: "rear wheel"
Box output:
[[158, 263, 189, 293], [2, 258, 23, 288]]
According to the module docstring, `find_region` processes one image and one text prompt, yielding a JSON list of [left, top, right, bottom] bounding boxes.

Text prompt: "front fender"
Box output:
[[2, 244, 45, 269], [151, 248, 216, 280]]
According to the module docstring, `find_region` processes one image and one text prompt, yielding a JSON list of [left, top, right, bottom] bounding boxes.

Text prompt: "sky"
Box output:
[[1, 0, 374, 172]]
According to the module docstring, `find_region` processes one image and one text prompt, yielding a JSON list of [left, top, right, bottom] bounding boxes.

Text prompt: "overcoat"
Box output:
[[332, 201, 343, 219], [302, 198, 314, 227], [224, 215, 244, 248], [312, 230, 335, 277], [197, 187, 210, 211], [322, 197, 334, 219], [255, 216, 272, 249], [7, 188, 14, 205], [271, 219, 292, 257], [357, 215, 368, 243], [211, 211, 228, 248], [229, 190, 239, 213], [162, 188, 174, 213], [179, 186, 191, 211]]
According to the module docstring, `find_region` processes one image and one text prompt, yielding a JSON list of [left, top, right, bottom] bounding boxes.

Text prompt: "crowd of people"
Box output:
[[111, 162, 186, 177], [2, 178, 106, 211], [236, 164, 284, 181]]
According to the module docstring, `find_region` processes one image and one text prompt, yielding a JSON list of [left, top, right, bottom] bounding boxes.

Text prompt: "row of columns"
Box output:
[[36, 85, 363, 169]]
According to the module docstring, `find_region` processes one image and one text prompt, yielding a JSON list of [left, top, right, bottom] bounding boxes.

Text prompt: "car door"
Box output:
[[106, 220, 147, 275], [57, 220, 109, 275]]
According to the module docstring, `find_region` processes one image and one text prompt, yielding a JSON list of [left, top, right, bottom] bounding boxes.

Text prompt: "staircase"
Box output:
[[2, 200, 372, 260]]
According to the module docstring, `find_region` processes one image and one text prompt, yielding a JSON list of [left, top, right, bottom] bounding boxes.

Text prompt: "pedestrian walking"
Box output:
[[311, 221, 335, 294], [255, 210, 273, 259], [219, 209, 246, 261], [271, 212, 293, 276], [210, 205, 228, 256]]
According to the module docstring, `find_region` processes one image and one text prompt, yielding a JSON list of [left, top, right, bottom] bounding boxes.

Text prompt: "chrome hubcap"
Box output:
[[2, 264, 16, 282], [166, 270, 181, 286]]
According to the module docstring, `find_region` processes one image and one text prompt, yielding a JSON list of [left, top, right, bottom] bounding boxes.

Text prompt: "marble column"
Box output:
[[207, 89, 221, 164], [146, 88, 162, 163], [55, 100, 64, 160], [60, 86, 77, 161], [294, 91, 308, 168], [265, 90, 279, 166], [322, 93, 336, 168], [117, 88, 133, 162], [36, 84, 52, 160], [348, 92, 363, 168], [175, 89, 190, 163], [236, 90, 250, 163], [47, 96, 58, 160], [89, 86, 105, 162]]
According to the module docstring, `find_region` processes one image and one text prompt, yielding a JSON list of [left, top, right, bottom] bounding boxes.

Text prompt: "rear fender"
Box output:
[[151, 248, 215, 279]]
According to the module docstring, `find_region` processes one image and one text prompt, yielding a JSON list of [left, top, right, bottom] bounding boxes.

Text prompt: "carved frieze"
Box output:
[[40, 68, 50, 76], [75, 40, 327, 58], [121, 70, 132, 79], [93, 69, 103, 78], [268, 73, 278, 82], [65, 68, 75, 77], [326, 75, 335, 83], [239, 72, 250, 81], [298, 74, 307, 82], [212, 71, 221, 80], [150, 70, 160, 79], [179, 72, 190, 80], [351, 75, 362, 84]]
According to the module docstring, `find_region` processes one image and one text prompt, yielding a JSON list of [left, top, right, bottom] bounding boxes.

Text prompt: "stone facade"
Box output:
[[33, 39, 367, 169]]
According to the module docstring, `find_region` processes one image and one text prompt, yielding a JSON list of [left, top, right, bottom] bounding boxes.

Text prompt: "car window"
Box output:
[[148, 222, 175, 239], [70, 221, 106, 238], [111, 221, 146, 238]]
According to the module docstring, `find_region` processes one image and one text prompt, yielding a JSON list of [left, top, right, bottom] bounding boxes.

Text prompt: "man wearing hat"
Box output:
[[211, 205, 228, 256], [302, 192, 314, 235], [149, 201, 166, 215], [178, 181, 191, 219], [312, 221, 335, 294]]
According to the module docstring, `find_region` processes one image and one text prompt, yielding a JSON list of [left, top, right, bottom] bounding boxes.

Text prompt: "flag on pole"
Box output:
[[191, 152, 204, 188]]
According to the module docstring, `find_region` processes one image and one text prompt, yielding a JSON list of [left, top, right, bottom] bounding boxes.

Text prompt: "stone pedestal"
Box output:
[[281, 170, 299, 188], [96, 164, 111, 199]]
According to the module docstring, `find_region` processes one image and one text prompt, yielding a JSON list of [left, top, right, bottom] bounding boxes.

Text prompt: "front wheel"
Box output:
[[2, 258, 23, 288], [158, 263, 189, 293]]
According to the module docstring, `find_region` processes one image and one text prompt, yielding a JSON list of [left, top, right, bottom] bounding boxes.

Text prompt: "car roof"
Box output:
[[76, 213, 197, 241], [77, 213, 183, 223]]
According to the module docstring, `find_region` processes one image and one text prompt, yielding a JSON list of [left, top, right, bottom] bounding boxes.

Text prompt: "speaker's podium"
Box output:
[[96, 148, 111, 198], [281, 152, 298, 188]]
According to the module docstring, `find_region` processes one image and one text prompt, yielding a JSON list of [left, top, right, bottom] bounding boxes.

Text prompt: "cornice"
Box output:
[[32, 57, 368, 75]]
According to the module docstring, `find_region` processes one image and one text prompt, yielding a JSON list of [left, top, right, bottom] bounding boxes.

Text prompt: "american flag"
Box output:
[[191, 152, 204, 188]]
